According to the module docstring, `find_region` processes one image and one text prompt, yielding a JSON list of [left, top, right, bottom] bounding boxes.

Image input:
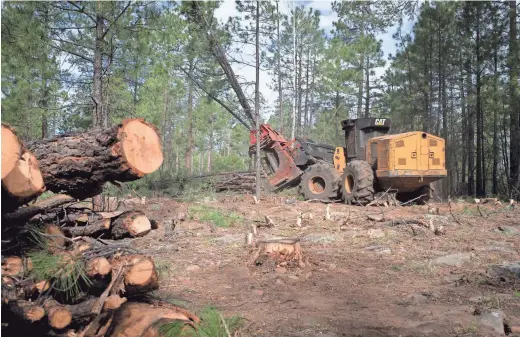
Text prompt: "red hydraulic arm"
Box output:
[[249, 124, 303, 191]]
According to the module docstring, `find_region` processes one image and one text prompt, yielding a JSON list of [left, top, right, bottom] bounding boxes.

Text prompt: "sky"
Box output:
[[214, 0, 415, 116]]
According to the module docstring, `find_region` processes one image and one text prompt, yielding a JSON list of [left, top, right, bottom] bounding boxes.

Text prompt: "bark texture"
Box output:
[[27, 119, 163, 199]]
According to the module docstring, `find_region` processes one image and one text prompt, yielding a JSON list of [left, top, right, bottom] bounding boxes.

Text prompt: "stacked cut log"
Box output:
[[212, 172, 257, 192], [1, 120, 198, 337]]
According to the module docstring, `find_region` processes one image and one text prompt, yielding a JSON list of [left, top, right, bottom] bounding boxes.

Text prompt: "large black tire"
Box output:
[[340, 160, 375, 204], [299, 163, 340, 201], [397, 184, 433, 204]]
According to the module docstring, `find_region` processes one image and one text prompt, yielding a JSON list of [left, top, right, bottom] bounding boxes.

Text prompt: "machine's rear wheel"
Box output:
[[340, 160, 375, 204], [299, 163, 340, 201]]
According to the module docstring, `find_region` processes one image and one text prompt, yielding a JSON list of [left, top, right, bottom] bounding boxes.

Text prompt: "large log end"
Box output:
[[2, 151, 45, 211], [116, 119, 163, 177], [1, 124, 22, 179]]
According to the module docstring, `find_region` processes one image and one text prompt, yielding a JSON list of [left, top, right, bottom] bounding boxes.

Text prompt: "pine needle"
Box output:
[[28, 250, 91, 301], [159, 307, 244, 337]]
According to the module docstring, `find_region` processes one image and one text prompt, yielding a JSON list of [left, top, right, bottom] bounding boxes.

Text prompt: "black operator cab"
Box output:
[[341, 118, 391, 161]]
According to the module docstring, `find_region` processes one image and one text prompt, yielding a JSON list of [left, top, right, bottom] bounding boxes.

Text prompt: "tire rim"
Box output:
[[308, 176, 326, 194], [344, 174, 354, 193]]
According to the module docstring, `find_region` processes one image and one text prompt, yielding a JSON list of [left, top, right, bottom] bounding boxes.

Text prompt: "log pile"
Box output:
[[1, 120, 198, 337], [212, 172, 257, 193]]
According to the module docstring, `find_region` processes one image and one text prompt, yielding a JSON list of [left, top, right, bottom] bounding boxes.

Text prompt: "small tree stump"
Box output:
[[250, 238, 308, 269]]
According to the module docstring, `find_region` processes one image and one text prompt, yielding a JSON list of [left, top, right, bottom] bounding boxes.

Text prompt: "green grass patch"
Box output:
[[462, 205, 478, 216], [390, 265, 402, 272], [189, 205, 243, 228], [159, 306, 244, 337]]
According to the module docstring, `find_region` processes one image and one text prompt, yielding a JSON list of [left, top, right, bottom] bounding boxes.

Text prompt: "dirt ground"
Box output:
[[131, 194, 519, 337]]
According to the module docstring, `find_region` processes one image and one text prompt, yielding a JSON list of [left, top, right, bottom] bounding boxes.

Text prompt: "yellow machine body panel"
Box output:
[[366, 132, 447, 192], [333, 147, 347, 176]]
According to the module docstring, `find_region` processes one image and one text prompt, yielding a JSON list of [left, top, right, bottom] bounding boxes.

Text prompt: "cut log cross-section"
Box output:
[[27, 119, 163, 199], [2, 151, 45, 212], [86, 257, 112, 278], [110, 210, 151, 239], [1, 256, 33, 277], [44, 299, 73, 329], [1, 124, 22, 179], [111, 255, 159, 294], [7, 300, 45, 323]]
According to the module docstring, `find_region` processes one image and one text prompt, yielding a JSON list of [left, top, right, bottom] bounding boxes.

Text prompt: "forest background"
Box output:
[[1, 0, 519, 198]]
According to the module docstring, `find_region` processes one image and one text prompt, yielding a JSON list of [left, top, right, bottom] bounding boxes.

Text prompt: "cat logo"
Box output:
[[375, 118, 386, 126]]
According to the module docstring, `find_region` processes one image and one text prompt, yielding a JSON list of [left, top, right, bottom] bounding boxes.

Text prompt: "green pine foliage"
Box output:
[[2, 0, 519, 196], [28, 250, 91, 301], [159, 306, 244, 337]]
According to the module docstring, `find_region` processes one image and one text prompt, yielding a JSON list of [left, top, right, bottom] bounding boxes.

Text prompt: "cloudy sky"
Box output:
[[214, 0, 415, 115]]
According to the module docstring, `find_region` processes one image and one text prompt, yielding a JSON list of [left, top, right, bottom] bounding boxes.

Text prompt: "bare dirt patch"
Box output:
[[132, 195, 519, 337]]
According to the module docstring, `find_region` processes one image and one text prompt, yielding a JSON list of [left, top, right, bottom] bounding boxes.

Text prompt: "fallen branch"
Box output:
[[399, 194, 426, 206], [448, 200, 464, 226]]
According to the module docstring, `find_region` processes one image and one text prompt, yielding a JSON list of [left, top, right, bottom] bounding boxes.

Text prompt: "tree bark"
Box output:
[[364, 56, 370, 118], [3, 194, 75, 224], [492, 11, 499, 195], [26, 119, 163, 199], [276, 0, 283, 135], [65, 218, 111, 238], [92, 7, 105, 129], [357, 21, 364, 118], [304, 48, 310, 134], [7, 300, 45, 323], [475, 4, 483, 196], [185, 2, 254, 125], [509, 0, 519, 193], [297, 43, 303, 137], [255, 1, 261, 202], [186, 58, 194, 175]]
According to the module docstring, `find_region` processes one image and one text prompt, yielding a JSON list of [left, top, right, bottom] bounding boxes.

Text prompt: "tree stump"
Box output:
[[250, 238, 308, 269]]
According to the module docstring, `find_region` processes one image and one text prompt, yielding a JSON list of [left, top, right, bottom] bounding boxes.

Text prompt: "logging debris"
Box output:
[[0, 120, 197, 337]]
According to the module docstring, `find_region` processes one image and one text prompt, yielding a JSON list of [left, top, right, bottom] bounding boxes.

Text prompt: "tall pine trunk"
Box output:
[[255, 1, 261, 201], [475, 4, 483, 196], [92, 7, 105, 129], [460, 53, 467, 187], [186, 58, 194, 175], [364, 56, 370, 118], [303, 48, 310, 135], [509, 0, 519, 194], [276, 0, 283, 135], [492, 8, 499, 195], [297, 43, 303, 136]]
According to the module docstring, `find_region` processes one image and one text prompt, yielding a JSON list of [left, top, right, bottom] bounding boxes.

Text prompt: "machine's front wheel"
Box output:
[[299, 163, 340, 201], [340, 160, 375, 204]]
